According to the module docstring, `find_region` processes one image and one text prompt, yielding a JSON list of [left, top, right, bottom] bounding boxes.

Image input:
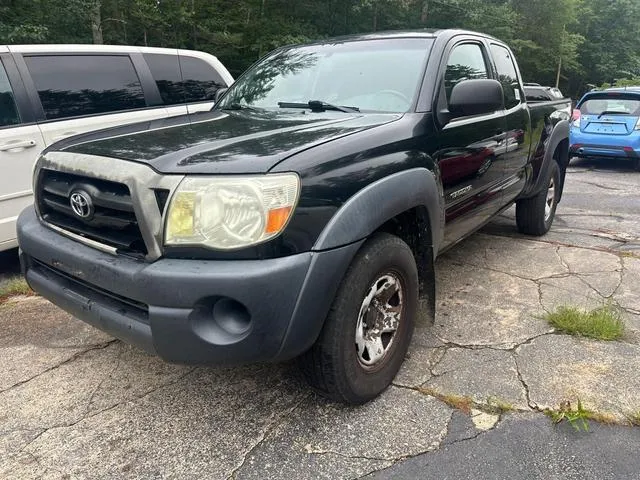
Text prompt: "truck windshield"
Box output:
[[218, 38, 433, 113]]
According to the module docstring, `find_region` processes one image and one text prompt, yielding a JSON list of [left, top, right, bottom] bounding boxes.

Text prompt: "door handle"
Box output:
[[0, 140, 37, 152]]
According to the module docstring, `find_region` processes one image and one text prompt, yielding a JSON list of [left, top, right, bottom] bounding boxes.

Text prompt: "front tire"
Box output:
[[298, 233, 418, 404], [516, 159, 561, 236]]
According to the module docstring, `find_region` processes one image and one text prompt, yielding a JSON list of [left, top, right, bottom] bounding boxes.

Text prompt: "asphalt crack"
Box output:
[[84, 342, 123, 415], [432, 330, 554, 353], [226, 394, 309, 480], [512, 350, 539, 411], [0, 339, 119, 395], [17, 366, 199, 468], [484, 232, 639, 258]]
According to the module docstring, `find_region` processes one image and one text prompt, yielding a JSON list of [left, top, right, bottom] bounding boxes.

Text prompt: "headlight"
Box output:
[[165, 173, 300, 250]]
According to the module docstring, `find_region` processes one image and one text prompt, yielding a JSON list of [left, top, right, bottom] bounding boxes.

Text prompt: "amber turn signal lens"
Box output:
[[265, 206, 293, 234]]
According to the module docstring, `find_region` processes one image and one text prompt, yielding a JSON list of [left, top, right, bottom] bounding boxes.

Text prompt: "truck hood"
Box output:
[[58, 110, 403, 174]]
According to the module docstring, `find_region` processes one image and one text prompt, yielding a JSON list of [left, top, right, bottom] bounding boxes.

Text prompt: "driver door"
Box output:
[[433, 40, 508, 249]]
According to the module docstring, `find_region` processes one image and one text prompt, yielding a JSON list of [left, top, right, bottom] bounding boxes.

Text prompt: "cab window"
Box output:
[[0, 60, 20, 127], [444, 43, 488, 102]]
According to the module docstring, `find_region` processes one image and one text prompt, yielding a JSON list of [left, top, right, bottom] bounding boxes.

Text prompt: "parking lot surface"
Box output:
[[1, 158, 639, 479]]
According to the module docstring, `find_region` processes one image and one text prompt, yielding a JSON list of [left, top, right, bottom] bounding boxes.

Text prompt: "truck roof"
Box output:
[[290, 29, 500, 46]]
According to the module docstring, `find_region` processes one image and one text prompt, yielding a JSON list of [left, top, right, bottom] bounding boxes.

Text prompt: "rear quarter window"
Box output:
[[490, 44, 522, 109], [179, 56, 226, 103], [24, 55, 146, 120], [144, 53, 226, 105]]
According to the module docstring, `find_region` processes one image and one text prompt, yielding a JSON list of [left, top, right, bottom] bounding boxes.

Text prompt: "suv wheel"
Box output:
[[516, 159, 560, 236], [298, 233, 418, 404]]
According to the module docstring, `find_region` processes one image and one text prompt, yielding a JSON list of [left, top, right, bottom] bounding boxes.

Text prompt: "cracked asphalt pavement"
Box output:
[[1, 157, 639, 479]]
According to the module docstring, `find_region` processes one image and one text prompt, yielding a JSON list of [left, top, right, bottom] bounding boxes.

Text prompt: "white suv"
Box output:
[[0, 44, 233, 251]]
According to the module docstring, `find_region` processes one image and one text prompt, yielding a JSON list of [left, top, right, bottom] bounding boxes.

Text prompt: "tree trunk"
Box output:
[[258, 0, 266, 58], [89, 1, 103, 45], [421, 0, 429, 23], [556, 25, 566, 89], [372, 1, 378, 32], [191, 0, 197, 48]]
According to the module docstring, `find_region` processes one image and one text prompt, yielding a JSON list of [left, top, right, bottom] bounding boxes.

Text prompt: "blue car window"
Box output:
[[581, 98, 640, 116]]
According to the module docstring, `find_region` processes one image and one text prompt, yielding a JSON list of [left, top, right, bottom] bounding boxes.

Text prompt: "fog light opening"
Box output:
[[212, 298, 251, 335]]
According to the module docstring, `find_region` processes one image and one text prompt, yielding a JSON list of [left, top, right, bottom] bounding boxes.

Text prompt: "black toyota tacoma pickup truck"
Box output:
[[18, 30, 571, 404]]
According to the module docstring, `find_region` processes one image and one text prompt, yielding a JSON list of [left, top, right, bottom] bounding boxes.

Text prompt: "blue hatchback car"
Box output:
[[570, 87, 640, 170]]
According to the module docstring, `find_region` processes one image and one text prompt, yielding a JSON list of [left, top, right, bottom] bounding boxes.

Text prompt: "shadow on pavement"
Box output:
[[0, 248, 21, 283], [570, 156, 639, 172]]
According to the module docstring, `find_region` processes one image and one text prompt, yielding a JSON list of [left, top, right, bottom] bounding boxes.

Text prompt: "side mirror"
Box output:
[[214, 87, 229, 102], [449, 79, 504, 118]]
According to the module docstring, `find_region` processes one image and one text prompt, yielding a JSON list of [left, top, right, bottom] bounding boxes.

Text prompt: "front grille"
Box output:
[[37, 169, 147, 256]]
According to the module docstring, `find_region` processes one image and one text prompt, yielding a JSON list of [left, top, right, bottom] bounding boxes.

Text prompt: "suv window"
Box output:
[[144, 53, 184, 105], [24, 55, 146, 120], [490, 44, 522, 109], [144, 53, 226, 105], [179, 56, 226, 103], [0, 60, 20, 127], [445, 43, 488, 102]]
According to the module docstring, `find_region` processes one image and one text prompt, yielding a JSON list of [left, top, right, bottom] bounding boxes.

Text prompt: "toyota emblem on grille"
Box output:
[[70, 191, 93, 219]]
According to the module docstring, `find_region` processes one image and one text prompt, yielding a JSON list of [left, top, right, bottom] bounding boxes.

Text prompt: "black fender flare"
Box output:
[[277, 168, 443, 357], [312, 168, 444, 256], [527, 119, 570, 199]]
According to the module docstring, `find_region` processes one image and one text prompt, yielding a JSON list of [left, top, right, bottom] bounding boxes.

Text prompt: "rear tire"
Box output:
[[297, 233, 418, 404], [516, 159, 561, 236]]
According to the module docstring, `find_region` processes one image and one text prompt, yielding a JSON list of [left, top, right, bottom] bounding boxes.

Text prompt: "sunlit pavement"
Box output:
[[1, 158, 639, 479]]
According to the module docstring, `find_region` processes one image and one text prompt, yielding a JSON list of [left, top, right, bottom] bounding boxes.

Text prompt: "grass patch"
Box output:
[[627, 412, 640, 427], [545, 304, 624, 341], [417, 387, 474, 414], [417, 388, 515, 416], [545, 399, 591, 432], [545, 399, 619, 431], [485, 396, 515, 414], [0, 277, 33, 304]]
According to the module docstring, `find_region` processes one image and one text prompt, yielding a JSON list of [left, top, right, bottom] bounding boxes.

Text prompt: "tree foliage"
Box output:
[[1, 0, 638, 97]]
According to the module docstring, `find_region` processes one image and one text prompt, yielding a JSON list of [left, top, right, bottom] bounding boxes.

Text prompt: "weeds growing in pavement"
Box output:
[[545, 304, 624, 341], [627, 411, 640, 427], [545, 399, 591, 432], [0, 277, 33, 304]]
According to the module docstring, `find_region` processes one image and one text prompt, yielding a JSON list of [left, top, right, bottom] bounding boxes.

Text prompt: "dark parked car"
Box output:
[[524, 84, 565, 102], [18, 29, 571, 404]]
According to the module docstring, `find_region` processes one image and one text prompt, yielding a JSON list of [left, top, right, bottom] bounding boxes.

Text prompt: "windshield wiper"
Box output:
[[598, 110, 629, 118], [219, 103, 262, 112], [278, 100, 360, 113]]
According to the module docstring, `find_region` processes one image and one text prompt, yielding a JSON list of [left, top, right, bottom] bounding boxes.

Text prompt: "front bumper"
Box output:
[[18, 207, 361, 364]]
